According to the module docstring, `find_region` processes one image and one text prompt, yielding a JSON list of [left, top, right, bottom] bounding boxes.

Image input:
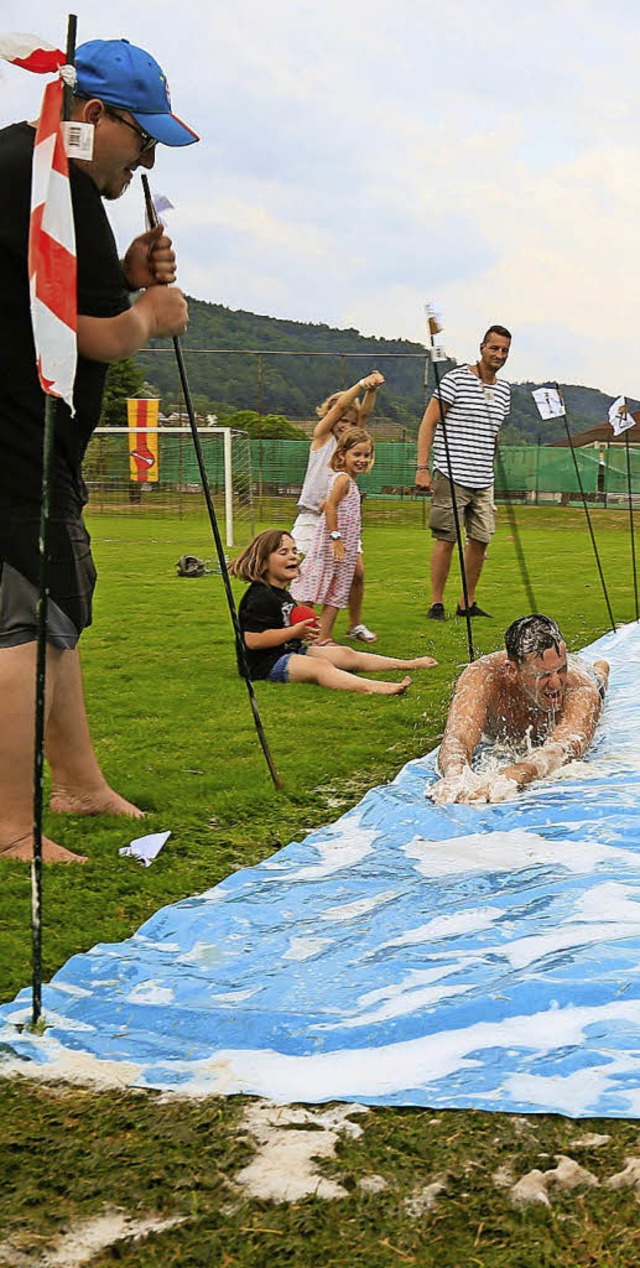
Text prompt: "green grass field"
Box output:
[[2, 503, 640, 1265]]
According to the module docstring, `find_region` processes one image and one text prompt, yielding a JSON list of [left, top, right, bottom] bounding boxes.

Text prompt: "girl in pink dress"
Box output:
[[292, 429, 374, 643]]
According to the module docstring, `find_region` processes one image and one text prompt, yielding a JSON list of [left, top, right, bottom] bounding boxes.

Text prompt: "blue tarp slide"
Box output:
[[2, 623, 640, 1117]]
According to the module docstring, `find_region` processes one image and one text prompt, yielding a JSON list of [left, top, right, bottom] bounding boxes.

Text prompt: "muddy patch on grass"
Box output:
[[509, 1155, 601, 1207], [0, 1211, 184, 1267], [232, 1100, 368, 1203], [404, 1175, 449, 1216]]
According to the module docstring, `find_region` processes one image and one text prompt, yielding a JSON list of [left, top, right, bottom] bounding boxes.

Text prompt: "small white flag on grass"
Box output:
[[608, 395, 636, 437], [119, 831, 172, 867], [532, 386, 565, 420]]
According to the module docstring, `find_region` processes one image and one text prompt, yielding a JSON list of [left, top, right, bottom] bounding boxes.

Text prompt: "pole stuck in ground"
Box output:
[[141, 175, 282, 790], [624, 429, 639, 621], [554, 384, 616, 633], [30, 12, 78, 1027], [425, 307, 475, 662], [608, 393, 638, 621], [494, 444, 538, 614]]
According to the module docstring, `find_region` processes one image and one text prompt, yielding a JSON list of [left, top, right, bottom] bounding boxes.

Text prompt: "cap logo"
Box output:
[[160, 70, 172, 106]]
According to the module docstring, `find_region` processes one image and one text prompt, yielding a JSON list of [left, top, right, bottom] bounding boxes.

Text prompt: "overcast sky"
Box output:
[[2, 0, 639, 394]]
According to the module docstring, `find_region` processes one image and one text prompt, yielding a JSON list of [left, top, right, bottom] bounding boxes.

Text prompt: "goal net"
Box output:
[[83, 427, 254, 548]]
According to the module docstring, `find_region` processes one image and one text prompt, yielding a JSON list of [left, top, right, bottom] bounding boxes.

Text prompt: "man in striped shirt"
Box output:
[[416, 326, 511, 620]]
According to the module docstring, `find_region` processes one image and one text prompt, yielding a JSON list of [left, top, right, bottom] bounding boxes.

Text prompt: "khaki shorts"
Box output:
[[429, 471, 496, 544]]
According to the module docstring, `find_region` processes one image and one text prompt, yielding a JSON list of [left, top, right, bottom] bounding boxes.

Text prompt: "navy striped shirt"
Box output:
[[433, 365, 510, 488]]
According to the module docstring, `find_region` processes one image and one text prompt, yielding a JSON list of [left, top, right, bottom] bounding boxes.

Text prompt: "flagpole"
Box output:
[[624, 429, 639, 621], [555, 383, 616, 633], [31, 395, 55, 1026], [494, 443, 537, 612], [31, 13, 78, 1029], [425, 310, 474, 662], [141, 175, 282, 789], [420, 350, 429, 531]]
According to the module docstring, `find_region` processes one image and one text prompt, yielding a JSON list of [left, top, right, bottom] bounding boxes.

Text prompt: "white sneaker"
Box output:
[[346, 624, 378, 643]]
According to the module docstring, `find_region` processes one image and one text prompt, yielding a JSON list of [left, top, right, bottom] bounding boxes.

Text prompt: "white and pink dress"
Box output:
[[291, 473, 361, 609]]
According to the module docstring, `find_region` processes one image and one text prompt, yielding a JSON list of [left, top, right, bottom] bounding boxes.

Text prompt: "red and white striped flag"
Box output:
[[0, 33, 65, 73], [1, 34, 77, 411]]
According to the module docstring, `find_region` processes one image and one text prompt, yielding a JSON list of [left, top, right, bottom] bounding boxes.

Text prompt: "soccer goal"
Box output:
[[83, 427, 255, 548]]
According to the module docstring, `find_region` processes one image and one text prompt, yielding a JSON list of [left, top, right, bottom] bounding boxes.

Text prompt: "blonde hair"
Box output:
[[316, 390, 362, 422], [230, 529, 295, 583], [329, 428, 375, 473]]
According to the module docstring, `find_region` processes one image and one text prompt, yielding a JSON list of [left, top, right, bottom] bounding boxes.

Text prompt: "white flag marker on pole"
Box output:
[[608, 395, 635, 437], [532, 386, 566, 420]]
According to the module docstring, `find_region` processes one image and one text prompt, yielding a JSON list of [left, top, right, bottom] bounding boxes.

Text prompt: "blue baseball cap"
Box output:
[[75, 39, 199, 147]]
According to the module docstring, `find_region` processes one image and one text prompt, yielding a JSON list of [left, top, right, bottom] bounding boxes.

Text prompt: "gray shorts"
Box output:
[[0, 516, 96, 650], [429, 471, 496, 544]]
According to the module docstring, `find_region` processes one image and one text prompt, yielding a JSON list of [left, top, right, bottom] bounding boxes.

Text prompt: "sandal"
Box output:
[[347, 624, 378, 643]]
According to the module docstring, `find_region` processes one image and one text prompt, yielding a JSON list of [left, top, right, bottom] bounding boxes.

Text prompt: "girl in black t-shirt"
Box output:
[[231, 530, 437, 694]]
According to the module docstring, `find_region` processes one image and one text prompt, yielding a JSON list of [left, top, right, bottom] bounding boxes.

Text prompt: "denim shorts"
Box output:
[[267, 646, 308, 683]]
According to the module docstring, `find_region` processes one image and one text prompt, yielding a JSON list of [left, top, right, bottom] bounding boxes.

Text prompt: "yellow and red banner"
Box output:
[[127, 398, 160, 482]]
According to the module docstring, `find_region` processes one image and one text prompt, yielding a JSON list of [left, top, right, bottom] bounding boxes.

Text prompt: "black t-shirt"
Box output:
[[238, 582, 304, 679], [0, 122, 130, 516]]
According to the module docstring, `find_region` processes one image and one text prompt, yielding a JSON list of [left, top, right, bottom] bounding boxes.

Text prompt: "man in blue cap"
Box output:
[[0, 40, 198, 862]]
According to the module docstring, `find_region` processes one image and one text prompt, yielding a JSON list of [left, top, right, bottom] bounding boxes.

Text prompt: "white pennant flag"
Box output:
[[424, 303, 447, 362], [608, 395, 635, 437], [532, 386, 565, 420]]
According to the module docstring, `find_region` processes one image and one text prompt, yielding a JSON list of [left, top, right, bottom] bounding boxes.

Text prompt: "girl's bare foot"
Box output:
[[370, 676, 412, 695], [1, 831, 87, 864], [410, 656, 438, 669], [49, 785, 144, 818]]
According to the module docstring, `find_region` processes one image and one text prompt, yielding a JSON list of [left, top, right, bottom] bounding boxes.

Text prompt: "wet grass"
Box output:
[[1, 504, 639, 1263]]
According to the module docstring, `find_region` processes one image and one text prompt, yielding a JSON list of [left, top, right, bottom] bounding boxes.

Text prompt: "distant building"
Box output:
[[549, 418, 640, 447]]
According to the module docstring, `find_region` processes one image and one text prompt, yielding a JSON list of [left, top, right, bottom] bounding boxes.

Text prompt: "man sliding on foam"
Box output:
[[429, 614, 609, 805]]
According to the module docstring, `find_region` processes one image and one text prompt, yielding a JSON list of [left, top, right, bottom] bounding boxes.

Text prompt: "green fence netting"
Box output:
[[84, 434, 640, 504]]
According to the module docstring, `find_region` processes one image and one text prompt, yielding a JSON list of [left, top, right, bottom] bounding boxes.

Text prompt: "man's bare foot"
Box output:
[[409, 656, 438, 669], [1, 831, 87, 864], [49, 785, 145, 818], [371, 675, 412, 696], [594, 659, 610, 689]]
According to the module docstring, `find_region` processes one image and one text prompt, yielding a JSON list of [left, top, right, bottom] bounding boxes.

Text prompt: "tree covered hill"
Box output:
[[133, 297, 620, 443]]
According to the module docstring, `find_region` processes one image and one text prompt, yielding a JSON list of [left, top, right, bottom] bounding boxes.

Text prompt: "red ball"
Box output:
[[291, 604, 317, 626]]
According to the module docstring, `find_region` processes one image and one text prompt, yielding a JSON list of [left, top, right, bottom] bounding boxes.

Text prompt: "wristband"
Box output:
[[359, 379, 367, 389]]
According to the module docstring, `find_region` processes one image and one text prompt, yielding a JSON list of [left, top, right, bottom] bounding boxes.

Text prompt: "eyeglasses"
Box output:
[[105, 108, 157, 155]]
